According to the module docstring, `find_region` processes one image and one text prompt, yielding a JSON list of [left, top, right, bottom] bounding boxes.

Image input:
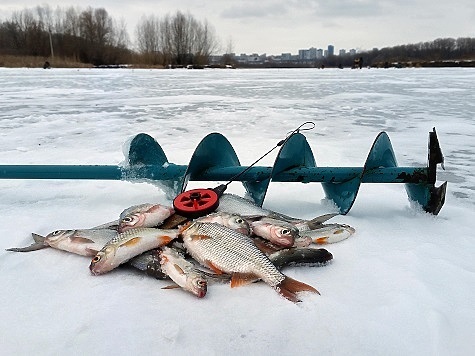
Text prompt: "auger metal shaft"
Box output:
[[0, 164, 432, 184]]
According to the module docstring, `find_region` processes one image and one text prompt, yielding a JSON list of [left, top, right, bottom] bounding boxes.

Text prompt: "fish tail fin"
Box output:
[[276, 276, 320, 303], [6, 233, 48, 252], [5, 243, 48, 252]]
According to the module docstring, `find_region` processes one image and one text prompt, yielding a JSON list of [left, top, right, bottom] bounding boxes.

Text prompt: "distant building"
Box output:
[[298, 49, 308, 60], [281, 53, 292, 61], [308, 47, 317, 59], [216, 44, 360, 67]]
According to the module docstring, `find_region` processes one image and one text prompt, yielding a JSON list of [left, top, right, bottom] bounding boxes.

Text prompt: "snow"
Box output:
[[1, 67, 474, 355]]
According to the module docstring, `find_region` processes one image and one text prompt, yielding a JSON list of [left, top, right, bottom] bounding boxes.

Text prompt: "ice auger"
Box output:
[[0, 127, 447, 215]]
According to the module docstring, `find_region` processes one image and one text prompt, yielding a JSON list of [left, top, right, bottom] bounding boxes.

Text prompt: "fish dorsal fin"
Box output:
[[85, 247, 99, 256], [31, 233, 46, 243], [120, 236, 141, 247], [162, 284, 180, 290], [72, 237, 95, 244], [173, 263, 185, 275], [230, 273, 256, 288], [306, 213, 339, 229]]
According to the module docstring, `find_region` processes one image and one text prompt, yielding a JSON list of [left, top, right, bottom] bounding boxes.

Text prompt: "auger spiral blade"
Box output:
[[405, 127, 447, 214], [181, 133, 269, 204]]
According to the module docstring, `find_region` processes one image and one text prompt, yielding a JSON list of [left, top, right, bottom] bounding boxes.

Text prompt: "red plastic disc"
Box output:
[[173, 188, 220, 218]]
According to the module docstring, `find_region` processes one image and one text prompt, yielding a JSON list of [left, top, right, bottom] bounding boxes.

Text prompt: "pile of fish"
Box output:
[[7, 193, 355, 303]]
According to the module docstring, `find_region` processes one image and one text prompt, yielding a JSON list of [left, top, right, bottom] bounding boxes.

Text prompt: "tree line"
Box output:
[[0, 5, 219, 66], [0, 5, 474, 67], [361, 37, 475, 67], [0, 5, 131, 65]]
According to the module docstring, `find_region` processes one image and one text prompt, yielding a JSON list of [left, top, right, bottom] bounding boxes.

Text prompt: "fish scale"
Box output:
[[182, 222, 285, 286]]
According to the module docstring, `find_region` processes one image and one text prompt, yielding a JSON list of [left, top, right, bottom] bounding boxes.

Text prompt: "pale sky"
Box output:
[[1, 0, 474, 55]]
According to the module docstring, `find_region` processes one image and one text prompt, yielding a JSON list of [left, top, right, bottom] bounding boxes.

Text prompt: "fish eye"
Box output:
[[52, 230, 62, 235], [92, 255, 101, 263], [122, 216, 134, 223], [281, 229, 291, 235], [235, 218, 244, 224], [198, 280, 207, 287]]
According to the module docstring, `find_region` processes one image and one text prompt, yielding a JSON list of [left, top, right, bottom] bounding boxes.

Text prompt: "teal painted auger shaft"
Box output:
[[0, 164, 430, 184]]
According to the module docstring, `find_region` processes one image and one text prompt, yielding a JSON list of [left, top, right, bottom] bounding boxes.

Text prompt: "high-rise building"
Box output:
[[327, 45, 334, 56], [308, 47, 317, 59]]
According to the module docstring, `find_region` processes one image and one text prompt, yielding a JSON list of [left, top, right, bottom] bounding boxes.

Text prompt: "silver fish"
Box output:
[[160, 246, 207, 298], [300, 224, 356, 245], [195, 212, 251, 235], [180, 221, 319, 302], [7, 229, 117, 256], [118, 203, 175, 232], [250, 217, 298, 247], [217, 193, 340, 230], [216, 193, 271, 218], [89, 228, 178, 275]]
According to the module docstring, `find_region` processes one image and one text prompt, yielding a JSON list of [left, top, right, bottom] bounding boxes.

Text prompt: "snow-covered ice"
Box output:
[[0, 67, 474, 355]]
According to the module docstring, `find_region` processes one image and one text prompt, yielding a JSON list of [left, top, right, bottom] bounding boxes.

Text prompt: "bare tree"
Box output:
[[113, 18, 130, 49], [63, 7, 80, 37], [194, 19, 219, 64], [149, 11, 219, 66], [94, 8, 112, 47], [136, 15, 161, 54]]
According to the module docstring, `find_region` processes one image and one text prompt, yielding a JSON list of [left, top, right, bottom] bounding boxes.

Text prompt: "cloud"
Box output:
[[220, 2, 288, 19], [315, 0, 386, 18], [219, 0, 388, 22]]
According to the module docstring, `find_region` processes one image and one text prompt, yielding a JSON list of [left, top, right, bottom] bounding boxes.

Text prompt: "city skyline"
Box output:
[[1, 0, 474, 54], [226, 45, 357, 59]]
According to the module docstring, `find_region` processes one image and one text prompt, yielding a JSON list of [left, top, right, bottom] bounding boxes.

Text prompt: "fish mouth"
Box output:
[[195, 288, 207, 298], [193, 280, 207, 298], [89, 262, 104, 276]]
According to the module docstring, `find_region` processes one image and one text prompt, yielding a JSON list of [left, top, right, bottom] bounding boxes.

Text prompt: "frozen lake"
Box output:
[[0, 67, 474, 355]]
